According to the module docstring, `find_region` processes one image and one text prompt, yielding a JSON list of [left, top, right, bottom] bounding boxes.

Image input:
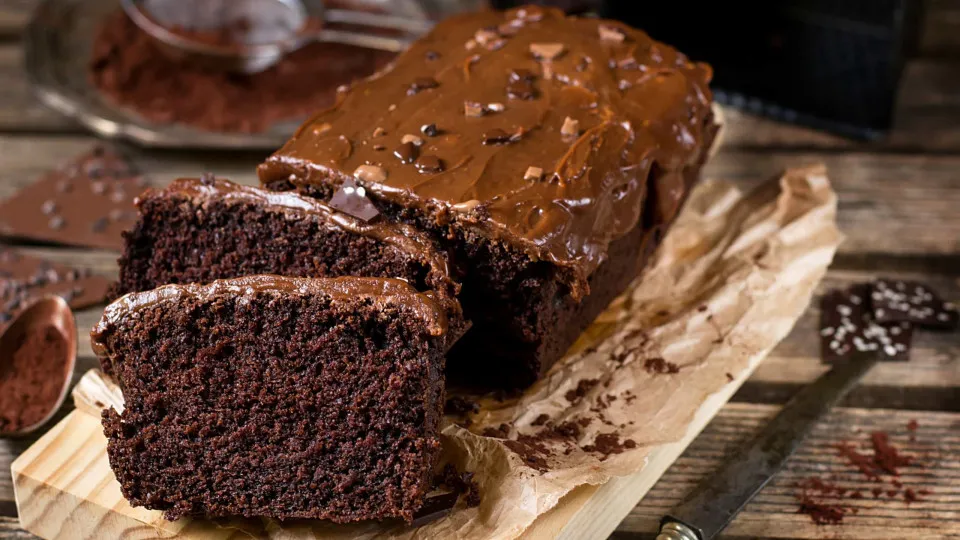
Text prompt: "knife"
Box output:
[[656, 350, 880, 540]]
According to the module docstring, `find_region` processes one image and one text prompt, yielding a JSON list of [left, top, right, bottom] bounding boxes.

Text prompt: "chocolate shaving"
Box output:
[[482, 129, 513, 145], [415, 155, 445, 174], [407, 77, 440, 96], [393, 142, 420, 164], [643, 357, 680, 374], [327, 178, 379, 222]]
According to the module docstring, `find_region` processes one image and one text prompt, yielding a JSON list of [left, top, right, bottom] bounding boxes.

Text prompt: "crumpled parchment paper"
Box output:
[[242, 164, 841, 540]]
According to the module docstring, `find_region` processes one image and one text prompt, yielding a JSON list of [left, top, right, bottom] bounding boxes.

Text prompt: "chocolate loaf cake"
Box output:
[[259, 6, 719, 387], [92, 276, 448, 523]]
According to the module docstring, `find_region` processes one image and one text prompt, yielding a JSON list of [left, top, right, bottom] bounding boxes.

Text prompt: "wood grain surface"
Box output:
[[1, 0, 959, 538]]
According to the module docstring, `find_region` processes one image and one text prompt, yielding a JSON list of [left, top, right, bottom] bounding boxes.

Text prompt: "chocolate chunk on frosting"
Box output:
[[259, 6, 716, 290]]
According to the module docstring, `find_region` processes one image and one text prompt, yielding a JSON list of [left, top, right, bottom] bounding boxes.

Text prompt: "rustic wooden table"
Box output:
[[1, 1, 959, 538]]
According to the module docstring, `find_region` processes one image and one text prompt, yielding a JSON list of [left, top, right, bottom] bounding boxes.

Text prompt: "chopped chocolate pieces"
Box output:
[[352, 164, 387, 183], [407, 77, 440, 95], [481, 423, 512, 439], [401, 134, 424, 146], [506, 69, 538, 100], [820, 285, 913, 363], [529, 42, 566, 60], [503, 439, 550, 472], [464, 101, 486, 118], [0, 247, 110, 333], [871, 278, 959, 330], [524, 166, 543, 181], [328, 178, 380, 222], [564, 378, 598, 402], [510, 68, 536, 82], [644, 357, 680, 374], [420, 123, 440, 137], [0, 146, 146, 251], [415, 156, 445, 174], [482, 129, 512, 145], [435, 464, 481, 508], [581, 433, 635, 459], [531, 413, 549, 426], [560, 116, 580, 138], [393, 142, 420, 164], [598, 24, 626, 43], [474, 28, 499, 45]]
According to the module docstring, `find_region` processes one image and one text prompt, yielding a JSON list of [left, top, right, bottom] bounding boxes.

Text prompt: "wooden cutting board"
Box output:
[[11, 355, 762, 540]]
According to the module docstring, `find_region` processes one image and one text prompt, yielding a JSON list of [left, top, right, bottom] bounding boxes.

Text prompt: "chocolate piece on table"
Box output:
[[0, 247, 110, 333], [819, 284, 913, 363], [0, 147, 148, 251], [259, 6, 718, 388], [870, 278, 959, 330]]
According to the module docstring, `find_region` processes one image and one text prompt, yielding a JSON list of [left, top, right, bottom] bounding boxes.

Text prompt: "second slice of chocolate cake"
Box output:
[[92, 276, 448, 523], [113, 175, 459, 301]]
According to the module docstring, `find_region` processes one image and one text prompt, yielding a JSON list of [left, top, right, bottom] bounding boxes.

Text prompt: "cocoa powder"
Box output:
[[88, 10, 394, 134], [0, 325, 70, 433]]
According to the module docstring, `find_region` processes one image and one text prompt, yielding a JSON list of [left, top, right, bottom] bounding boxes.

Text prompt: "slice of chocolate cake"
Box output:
[[113, 175, 459, 300], [258, 6, 719, 387], [92, 276, 448, 523]]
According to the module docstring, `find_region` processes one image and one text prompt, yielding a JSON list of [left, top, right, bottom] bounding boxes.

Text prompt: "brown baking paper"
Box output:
[[196, 164, 838, 540]]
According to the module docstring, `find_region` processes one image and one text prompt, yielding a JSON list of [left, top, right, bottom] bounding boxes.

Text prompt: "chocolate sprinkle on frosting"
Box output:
[[407, 77, 440, 95], [328, 178, 380, 222], [415, 156, 445, 174], [393, 142, 420, 164]]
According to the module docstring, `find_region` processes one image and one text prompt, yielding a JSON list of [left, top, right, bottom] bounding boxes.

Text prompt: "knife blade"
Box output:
[[657, 350, 880, 540]]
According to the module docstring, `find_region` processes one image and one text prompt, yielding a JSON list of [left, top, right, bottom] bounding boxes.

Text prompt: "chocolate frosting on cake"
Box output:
[[154, 176, 458, 295], [259, 5, 715, 290], [92, 275, 449, 358]]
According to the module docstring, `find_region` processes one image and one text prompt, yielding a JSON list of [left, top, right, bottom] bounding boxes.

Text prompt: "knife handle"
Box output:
[[657, 521, 700, 540]]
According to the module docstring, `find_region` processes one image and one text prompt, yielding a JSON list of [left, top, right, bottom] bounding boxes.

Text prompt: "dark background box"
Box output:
[[490, 0, 923, 141]]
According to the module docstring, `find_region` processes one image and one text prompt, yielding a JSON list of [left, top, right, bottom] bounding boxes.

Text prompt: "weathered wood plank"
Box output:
[[6, 136, 960, 258], [0, 1, 33, 40], [0, 518, 35, 539], [615, 404, 960, 539], [2, 405, 957, 539], [0, 46, 79, 133]]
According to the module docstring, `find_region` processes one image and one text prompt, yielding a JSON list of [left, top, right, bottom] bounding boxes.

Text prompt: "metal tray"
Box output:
[[23, 0, 429, 150]]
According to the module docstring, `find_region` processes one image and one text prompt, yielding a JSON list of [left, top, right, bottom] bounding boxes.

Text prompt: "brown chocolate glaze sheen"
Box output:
[[151, 177, 457, 293], [92, 276, 448, 356], [259, 6, 714, 293]]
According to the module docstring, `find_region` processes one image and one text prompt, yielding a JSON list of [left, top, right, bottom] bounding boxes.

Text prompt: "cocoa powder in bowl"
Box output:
[[0, 325, 71, 434], [88, 10, 395, 134]]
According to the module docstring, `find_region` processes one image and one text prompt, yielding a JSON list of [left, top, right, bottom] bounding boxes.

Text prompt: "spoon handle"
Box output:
[[308, 28, 414, 53], [324, 9, 435, 34]]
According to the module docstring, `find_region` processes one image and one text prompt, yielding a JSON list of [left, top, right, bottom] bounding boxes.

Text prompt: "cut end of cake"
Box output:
[[93, 276, 447, 523]]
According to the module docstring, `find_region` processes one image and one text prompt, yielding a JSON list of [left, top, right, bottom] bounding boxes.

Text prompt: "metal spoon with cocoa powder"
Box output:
[[0, 296, 77, 438]]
